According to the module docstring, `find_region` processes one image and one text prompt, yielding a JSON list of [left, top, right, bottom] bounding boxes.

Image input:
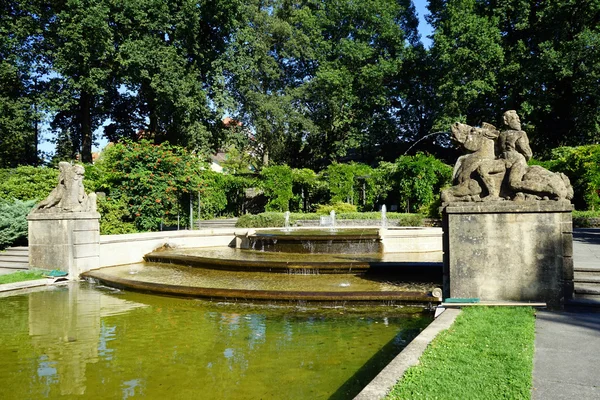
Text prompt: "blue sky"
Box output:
[[39, 0, 434, 158], [414, 0, 433, 47]]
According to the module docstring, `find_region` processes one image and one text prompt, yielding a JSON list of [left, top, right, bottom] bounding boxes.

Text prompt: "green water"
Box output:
[[0, 283, 431, 399]]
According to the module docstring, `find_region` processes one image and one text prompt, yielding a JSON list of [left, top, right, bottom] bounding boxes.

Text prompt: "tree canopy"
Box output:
[[1, 0, 600, 167]]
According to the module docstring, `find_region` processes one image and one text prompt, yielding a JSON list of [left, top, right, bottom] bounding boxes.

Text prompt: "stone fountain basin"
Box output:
[[235, 227, 443, 254], [143, 247, 442, 273], [84, 262, 440, 305]]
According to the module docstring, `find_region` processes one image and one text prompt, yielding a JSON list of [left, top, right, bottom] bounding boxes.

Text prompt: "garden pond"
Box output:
[[0, 282, 432, 399]]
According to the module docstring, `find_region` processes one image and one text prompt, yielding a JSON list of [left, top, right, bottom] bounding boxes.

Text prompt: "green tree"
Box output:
[[0, 0, 48, 166], [45, 0, 114, 163], [427, 0, 600, 155]]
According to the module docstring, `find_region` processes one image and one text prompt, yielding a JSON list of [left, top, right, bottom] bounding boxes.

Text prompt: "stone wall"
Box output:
[[442, 201, 573, 308], [99, 229, 236, 267], [28, 212, 101, 278]]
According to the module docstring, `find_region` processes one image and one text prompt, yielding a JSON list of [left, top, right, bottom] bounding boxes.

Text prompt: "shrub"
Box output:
[[0, 166, 59, 201], [395, 153, 452, 215], [97, 196, 138, 235], [315, 202, 357, 214], [543, 145, 600, 211], [235, 211, 424, 227], [260, 165, 293, 212], [320, 163, 374, 207], [96, 140, 207, 231], [0, 199, 36, 249], [572, 210, 600, 228], [236, 212, 286, 228]]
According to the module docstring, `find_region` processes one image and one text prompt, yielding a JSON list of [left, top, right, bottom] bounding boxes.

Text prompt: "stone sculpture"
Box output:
[[32, 162, 97, 213], [441, 111, 573, 203]]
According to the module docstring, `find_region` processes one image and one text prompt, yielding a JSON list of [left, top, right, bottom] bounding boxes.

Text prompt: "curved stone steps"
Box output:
[[83, 263, 441, 305], [144, 247, 443, 274]]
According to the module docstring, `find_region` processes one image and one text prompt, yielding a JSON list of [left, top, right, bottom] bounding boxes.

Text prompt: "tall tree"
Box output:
[[46, 0, 114, 163], [215, 0, 424, 169], [0, 0, 48, 167], [426, 0, 600, 155], [106, 0, 243, 155]]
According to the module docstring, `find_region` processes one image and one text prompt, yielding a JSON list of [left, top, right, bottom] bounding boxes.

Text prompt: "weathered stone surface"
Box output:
[[28, 213, 100, 279], [442, 202, 573, 308], [442, 111, 574, 203], [31, 162, 97, 213]]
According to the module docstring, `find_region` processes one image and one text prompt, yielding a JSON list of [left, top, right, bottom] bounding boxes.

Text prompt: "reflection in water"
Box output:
[[27, 284, 146, 396], [0, 283, 431, 400]]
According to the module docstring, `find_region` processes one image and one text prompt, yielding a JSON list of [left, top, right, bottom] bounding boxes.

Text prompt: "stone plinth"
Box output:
[[442, 201, 573, 308], [28, 212, 100, 279]]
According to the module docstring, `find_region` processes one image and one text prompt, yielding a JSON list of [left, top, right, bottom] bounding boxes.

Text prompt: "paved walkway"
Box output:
[[532, 228, 600, 399], [533, 311, 600, 399]]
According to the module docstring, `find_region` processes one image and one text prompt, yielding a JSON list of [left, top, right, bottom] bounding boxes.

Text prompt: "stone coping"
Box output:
[[100, 228, 237, 243], [0, 277, 68, 294], [443, 200, 573, 214], [354, 308, 461, 399], [27, 211, 101, 220], [84, 269, 438, 304]]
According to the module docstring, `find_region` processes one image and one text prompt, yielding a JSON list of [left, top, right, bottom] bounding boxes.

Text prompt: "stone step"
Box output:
[[574, 284, 600, 296], [0, 262, 29, 270], [574, 266, 600, 274], [1, 247, 29, 256], [574, 274, 600, 284], [0, 255, 29, 263]]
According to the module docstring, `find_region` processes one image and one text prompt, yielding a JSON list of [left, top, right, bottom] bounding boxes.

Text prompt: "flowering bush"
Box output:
[[97, 140, 208, 231]]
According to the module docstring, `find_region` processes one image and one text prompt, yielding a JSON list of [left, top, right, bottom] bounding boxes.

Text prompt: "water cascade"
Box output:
[[85, 227, 443, 306]]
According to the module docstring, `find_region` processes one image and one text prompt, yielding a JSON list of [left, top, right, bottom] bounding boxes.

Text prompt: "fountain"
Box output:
[[381, 204, 388, 229], [84, 222, 443, 306], [330, 210, 336, 232], [283, 211, 291, 232]]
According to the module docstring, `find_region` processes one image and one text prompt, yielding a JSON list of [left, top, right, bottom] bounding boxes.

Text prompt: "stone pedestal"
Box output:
[[27, 212, 100, 279], [442, 201, 573, 308]]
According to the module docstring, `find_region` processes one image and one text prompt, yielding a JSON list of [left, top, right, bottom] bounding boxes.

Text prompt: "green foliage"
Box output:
[[0, 1, 44, 167], [427, 0, 600, 155], [315, 202, 358, 215], [235, 212, 286, 228], [214, 0, 423, 168], [97, 140, 206, 231], [260, 165, 293, 212], [236, 211, 424, 228], [544, 145, 600, 210], [573, 210, 600, 228], [0, 166, 58, 201], [387, 307, 535, 400], [0, 199, 36, 249], [97, 196, 137, 235], [394, 153, 453, 214], [321, 163, 375, 208], [0, 270, 46, 285]]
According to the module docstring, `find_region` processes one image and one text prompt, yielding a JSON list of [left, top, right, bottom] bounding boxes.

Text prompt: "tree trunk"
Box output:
[[80, 91, 93, 163]]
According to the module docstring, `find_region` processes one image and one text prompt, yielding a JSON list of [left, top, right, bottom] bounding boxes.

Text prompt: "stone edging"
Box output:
[[0, 278, 68, 295], [354, 308, 461, 400]]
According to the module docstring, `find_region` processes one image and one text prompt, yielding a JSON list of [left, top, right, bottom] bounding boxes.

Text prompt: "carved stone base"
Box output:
[[442, 201, 573, 309], [27, 212, 100, 279]]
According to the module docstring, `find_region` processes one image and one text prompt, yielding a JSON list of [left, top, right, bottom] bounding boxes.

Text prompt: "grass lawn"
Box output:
[[387, 306, 536, 400], [0, 270, 46, 285]]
